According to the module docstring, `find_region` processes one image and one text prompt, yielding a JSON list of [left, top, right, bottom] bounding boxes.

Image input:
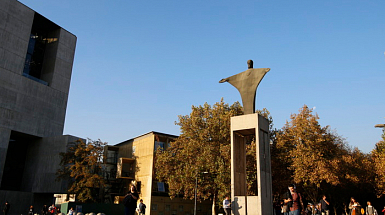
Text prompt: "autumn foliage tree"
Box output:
[[56, 139, 106, 203], [155, 100, 243, 215], [274, 105, 347, 204], [272, 105, 381, 214], [371, 129, 385, 197]]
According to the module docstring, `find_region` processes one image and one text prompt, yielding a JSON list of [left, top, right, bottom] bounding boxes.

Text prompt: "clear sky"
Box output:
[[20, 0, 385, 153]]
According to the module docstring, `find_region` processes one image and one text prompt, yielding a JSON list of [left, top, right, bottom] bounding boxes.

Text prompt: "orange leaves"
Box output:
[[56, 139, 107, 203], [372, 140, 385, 196], [274, 105, 348, 201]]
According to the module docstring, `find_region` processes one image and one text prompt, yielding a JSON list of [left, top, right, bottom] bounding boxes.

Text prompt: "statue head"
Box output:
[[247, 60, 253, 69]]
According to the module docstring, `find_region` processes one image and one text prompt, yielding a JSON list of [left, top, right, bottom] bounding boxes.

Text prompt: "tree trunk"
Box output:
[[212, 193, 217, 215]]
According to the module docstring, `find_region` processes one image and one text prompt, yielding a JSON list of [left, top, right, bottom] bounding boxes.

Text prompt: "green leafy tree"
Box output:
[[155, 99, 243, 215], [57, 139, 106, 203]]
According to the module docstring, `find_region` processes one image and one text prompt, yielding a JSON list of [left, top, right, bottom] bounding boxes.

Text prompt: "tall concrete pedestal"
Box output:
[[231, 113, 272, 215]]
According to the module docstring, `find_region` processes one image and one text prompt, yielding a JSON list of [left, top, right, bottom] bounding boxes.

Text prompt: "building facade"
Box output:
[[0, 0, 78, 214], [104, 131, 212, 215]]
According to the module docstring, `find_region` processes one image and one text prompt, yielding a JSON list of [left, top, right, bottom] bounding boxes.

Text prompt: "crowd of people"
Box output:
[[274, 184, 385, 215], [2, 185, 146, 215], [1, 202, 65, 215]]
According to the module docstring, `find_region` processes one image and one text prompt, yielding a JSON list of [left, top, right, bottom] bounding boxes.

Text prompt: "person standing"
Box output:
[[283, 184, 304, 215], [41, 205, 48, 215], [138, 199, 146, 215], [28, 205, 34, 215], [365, 201, 377, 215], [2, 201, 10, 215], [320, 195, 330, 215], [315, 203, 321, 215], [48, 204, 56, 215], [68, 207, 74, 215], [349, 197, 361, 215], [124, 185, 139, 215], [223, 196, 231, 215]]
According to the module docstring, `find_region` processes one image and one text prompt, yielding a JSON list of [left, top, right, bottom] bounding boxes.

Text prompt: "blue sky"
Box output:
[[20, 0, 385, 152]]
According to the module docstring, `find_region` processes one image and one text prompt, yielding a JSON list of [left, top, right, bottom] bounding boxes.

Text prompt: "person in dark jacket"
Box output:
[[124, 185, 139, 215], [3, 201, 10, 215], [138, 199, 146, 215], [28, 205, 34, 215], [41, 205, 48, 215]]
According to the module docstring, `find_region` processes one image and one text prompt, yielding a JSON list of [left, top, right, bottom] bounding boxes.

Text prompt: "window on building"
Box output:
[[106, 150, 118, 164], [23, 13, 60, 85], [157, 182, 165, 192], [154, 141, 165, 151]]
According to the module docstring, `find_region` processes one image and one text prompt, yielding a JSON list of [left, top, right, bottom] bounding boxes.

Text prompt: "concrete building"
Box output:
[[104, 131, 212, 215], [0, 0, 78, 214]]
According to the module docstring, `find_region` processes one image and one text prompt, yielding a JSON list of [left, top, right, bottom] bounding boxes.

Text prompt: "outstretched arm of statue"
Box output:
[[219, 78, 228, 83]]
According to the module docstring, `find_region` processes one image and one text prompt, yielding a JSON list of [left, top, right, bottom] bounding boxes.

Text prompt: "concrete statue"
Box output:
[[219, 60, 270, 115]]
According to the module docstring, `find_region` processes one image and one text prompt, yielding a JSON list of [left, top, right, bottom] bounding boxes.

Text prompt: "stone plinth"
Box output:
[[231, 113, 272, 215]]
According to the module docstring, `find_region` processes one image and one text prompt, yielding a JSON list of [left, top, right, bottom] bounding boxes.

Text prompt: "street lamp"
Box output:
[[194, 171, 208, 215]]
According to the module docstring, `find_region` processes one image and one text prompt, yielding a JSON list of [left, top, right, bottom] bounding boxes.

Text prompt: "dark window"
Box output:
[[23, 13, 59, 85]]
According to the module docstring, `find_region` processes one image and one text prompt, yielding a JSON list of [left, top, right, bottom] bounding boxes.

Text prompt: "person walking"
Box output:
[[223, 196, 231, 215], [124, 185, 139, 215], [365, 201, 377, 215], [138, 199, 146, 215], [2, 201, 10, 215], [283, 184, 304, 215], [320, 195, 330, 215]]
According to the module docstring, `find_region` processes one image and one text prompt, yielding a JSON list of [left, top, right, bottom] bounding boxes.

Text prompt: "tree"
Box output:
[[155, 99, 243, 215], [333, 147, 375, 214], [56, 139, 107, 203], [274, 105, 347, 204], [371, 129, 385, 197]]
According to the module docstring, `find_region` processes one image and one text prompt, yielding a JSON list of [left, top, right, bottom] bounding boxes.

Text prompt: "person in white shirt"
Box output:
[[223, 196, 231, 215]]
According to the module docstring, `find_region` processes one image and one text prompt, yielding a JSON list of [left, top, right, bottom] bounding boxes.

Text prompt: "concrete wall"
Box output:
[[22, 135, 80, 193], [230, 114, 273, 215], [0, 0, 77, 138], [0, 1, 79, 214], [0, 128, 11, 186], [133, 133, 155, 210], [0, 190, 34, 215]]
